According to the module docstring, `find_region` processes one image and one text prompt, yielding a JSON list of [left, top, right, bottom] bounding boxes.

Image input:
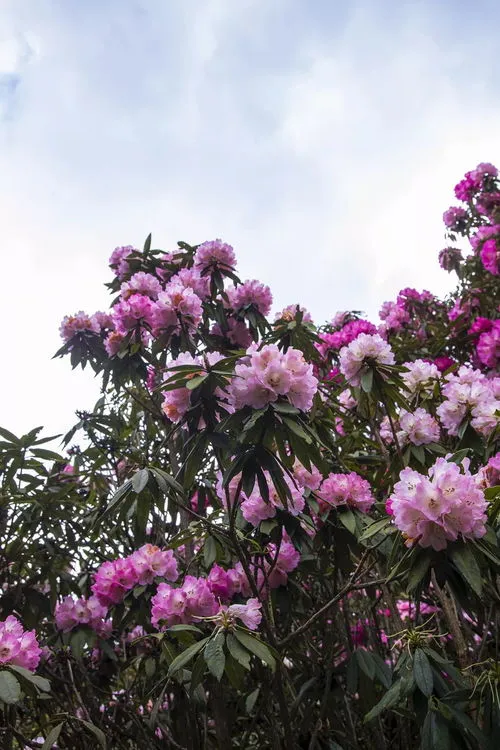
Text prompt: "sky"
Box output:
[[1, 0, 500, 438]]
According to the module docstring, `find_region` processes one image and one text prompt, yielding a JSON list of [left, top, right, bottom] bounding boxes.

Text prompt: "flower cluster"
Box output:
[[436, 366, 500, 437], [216, 599, 262, 630], [161, 352, 228, 424], [194, 239, 236, 275], [92, 545, 179, 608], [60, 311, 99, 342], [401, 359, 440, 394], [381, 408, 440, 446], [317, 319, 377, 358], [339, 333, 395, 386], [389, 457, 487, 551], [317, 472, 375, 513], [0, 616, 41, 672], [229, 344, 318, 411], [151, 576, 218, 628], [227, 279, 273, 315], [55, 595, 112, 637]]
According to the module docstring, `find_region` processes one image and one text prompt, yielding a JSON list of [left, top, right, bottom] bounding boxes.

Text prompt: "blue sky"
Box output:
[[1, 0, 499, 436]]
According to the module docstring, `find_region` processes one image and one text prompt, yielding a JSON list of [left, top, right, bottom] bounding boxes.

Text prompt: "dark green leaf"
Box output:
[[132, 468, 149, 494], [42, 722, 64, 749], [234, 630, 276, 671], [0, 671, 21, 704], [413, 649, 433, 697], [204, 632, 226, 681], [167, 637, 209, 677], [449, 543, 482, 596]]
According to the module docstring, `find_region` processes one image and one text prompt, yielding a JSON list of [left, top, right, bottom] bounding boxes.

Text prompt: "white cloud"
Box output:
[[1, 0, 499, 437]]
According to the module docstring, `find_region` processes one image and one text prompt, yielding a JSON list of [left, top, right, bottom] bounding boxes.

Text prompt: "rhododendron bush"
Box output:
[[1, 165, 500, 749]]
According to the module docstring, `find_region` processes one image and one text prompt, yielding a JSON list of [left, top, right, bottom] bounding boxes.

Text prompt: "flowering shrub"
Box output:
[[0, 163, 499, 748]]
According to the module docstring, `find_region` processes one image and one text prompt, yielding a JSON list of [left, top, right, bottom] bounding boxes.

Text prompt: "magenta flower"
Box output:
[[227, 279, 273, 316], [0, 616, 41, 673], [222, 598, 262, 630], [339, 333, 395, 386], [59, 311, 99, 342], [194, 239, 236, 275], [318, 472, 374, 513]]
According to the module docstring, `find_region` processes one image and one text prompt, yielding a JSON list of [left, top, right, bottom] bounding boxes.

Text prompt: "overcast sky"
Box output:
[[1, 0, 499, 438]]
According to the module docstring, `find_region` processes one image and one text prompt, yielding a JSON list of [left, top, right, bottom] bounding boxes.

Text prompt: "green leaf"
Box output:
[[132, 468, 149, 493], [413, 649, 433, 697], [42, 722, 64, 749], [226, 633, 251, 670], [449, 448, 469, 465], [356, 649, 375, 680], [449, 542, 482, 596], [339, 508, 356, 535], [186, 374, 208, 391], [204, 632, 226, 681], [364, 678, 402, 723], [167, 637, 210, 677], [8, 664, 50, 692], [408, 550, 433, 591], [359, 517, 391, 542], [0, 427, 19, 444], [203, 536, 217, 567], [234, 630, 276, 672], [75, 718, 107, 749], [360, 369, 374, 393], [167, 624, 203, 635], [245, 687, 260, 713], [412, 445, 426, 466], [0, 671, 21, 704]]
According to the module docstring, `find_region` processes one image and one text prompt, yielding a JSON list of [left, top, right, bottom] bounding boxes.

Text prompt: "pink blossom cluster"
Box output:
[[380, 408, 440, 446], [111, 294, 155, 334], [226, 279, 273, 315], [161, 352, 228, 424], [151, 281, 203, 336], [442, 206, 467, 231], [339, 333, 395, 386], [388, 457, 487, 551], [396, 600, 439, 620], [438, 247, 463, 272], [151, 576, 218, 628], [401, 359, 440, 394], [470, 225, 500, 275], [92, 544, 179, 608], [60, 311, 99, 342], [436, 365, 500, 437], [109, 245, 138, 278], [174, 267, 210, 299], [476, 452, 500, 488], [396, 288, 435, 308], [55, 595, 112, 637], [317, 472, 375, 513], [229, 344, 318, 411], [454, 162, 498, 201], [0, 616, 41, 672], [317, 319, 378, 358], [476, 320, 500, 369], [120, 271, 162, 300], [378, 301, 410, 332], [193, 239, 236, 275], [275, 304, 313, 323], [216, 598, 262, 630]]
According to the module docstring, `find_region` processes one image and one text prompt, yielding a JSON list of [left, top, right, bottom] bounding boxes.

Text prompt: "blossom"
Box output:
[[339, 333, 395, 386], [437, 365, 499, 436], [318, 472, 374, 513], [0, 616, 41, 673], [480, 238, 499, 275], [401, 359, 440, 394], [151, 577, 218, 629], [55, 595, 111, 636], [172, 267, 210, 299], [112, 294, 155, 333], [90, 311, 114, 332], [438, 247, 463, 272], [378, 301, 409, 332], [109, 245, 138, 278], [389, 458, 487, 551], [207, 564, 237, 600], [229, 344, 318, 412], [59, 312, 99, 342], [397, 408, 440, 446], [120, 271, 162, 300], [151, 282, 203, 337], [266, 536, 301, 588], [477, 321, 500, 368], [227, 279, 273, 316], [128, 545, 179, 585], [161, 352, 229, 424], [442, 206, 467, 230], [221, 599, 262, 630], [193, 239, 236, 274], [275, 304, 312, 323]]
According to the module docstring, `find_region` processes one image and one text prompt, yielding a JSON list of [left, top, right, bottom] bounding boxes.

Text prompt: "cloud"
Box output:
[[1, 0, 499, 436]]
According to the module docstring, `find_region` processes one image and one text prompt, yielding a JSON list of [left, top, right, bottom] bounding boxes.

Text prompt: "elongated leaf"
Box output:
[[339, 508, 356, 535], [132, 468, 149, 493], [413, 649, 433, 697], [356, 649, 375, 680], [8, 664, 50, 692], [42, 722, 64, 749], [449, 543, 482, 596], [364, 679, 402, 723], [234, 630, 276, 671], [76, 718, 107, 748], [204, 632, 226, 681], [226, 633, 251, 670], [167, 637, 210, 677], [359, 517, 391, 542], [0, 671, 21, 704]]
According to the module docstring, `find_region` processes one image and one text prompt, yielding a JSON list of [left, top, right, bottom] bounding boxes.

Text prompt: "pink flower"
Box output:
[[438, 247, 463, 272], [172, 267, 210, 299], [275, 305, 313, 323], [112, 294, 155, 333], [151, 282, 203, 337], [90, 311, 114, 332], [223, 598, 262, 630], [0, 616, 41, 673], [442, 206, 467, 230], [129, 545, 179, 586], [480, 238, 499, 275], [109, 245, 138, 278], [227, 280, 273, 316], [397, 408, 440, 446], [477, 321, 500, 368], [121, 272, 162, 300], [59, 311, 99, 342], [194, 239, 236, 275], [266, 536, 301, 588], [389, 458, 487, 551], [401, 359, 440, 393], [229, 344, 318, 412], [339, 333, 395, 386], [151, 577, 218, 629], [318, 472, 374, 513], [378, 302, 410, 331], [207, 564, 236, 600], [92, 558, 137, 607]]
